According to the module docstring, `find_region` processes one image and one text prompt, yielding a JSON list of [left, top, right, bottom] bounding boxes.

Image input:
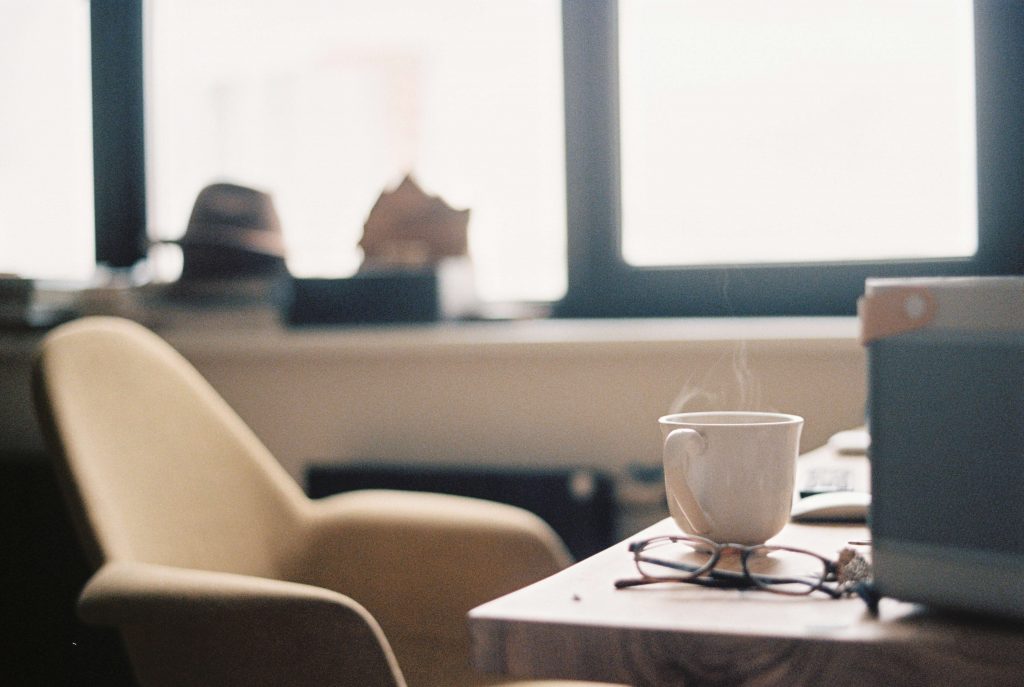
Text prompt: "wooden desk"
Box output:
[[469, 519, 1024, 686]]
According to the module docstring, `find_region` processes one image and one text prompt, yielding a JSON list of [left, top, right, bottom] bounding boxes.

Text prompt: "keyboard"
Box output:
[[795, 427, 871, 497]]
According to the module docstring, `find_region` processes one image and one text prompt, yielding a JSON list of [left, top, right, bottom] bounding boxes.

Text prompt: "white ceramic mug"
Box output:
[[659, 411, 803, 545]]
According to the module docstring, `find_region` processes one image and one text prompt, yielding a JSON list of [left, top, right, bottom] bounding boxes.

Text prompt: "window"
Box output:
[[619, 0, 978, 267], [558, 0, 1024, 317], [0, 0, 93, 280], [147, 0, 565, 304], [19, 1, 1024, 316]]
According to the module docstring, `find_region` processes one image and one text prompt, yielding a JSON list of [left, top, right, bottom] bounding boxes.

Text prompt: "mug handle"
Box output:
[[664, 428, 713, 535]]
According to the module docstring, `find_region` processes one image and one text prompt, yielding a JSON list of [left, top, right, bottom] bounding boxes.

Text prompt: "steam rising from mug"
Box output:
[[669, 341, 765, 415]]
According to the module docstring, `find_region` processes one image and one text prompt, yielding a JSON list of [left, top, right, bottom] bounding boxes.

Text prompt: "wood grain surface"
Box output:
[[469, 519, 1024, 686]]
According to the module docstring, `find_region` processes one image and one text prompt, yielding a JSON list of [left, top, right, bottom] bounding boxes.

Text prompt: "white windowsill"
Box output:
[[158, 315, 862, 360]]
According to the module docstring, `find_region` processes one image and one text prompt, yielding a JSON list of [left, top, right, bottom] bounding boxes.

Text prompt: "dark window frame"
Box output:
[[91, 0, 147, 269], [91, 0, 1024, 315], [557, 0, 1024, 317]]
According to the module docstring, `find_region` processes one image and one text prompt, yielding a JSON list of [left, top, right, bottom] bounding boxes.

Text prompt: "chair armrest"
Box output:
[[79, 561, 405, 687], [293, 490, 572, 643]]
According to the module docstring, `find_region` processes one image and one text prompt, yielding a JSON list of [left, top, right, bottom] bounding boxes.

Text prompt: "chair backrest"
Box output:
[[33, 316, 307, 578]]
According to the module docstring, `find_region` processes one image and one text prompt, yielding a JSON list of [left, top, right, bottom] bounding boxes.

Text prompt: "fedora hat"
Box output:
[[173, 182, 286, 258]]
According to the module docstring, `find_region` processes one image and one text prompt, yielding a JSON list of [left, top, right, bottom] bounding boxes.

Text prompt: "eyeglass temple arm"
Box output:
[[615, 573, 844, 598], [634, 554, 753, 584], [750, 574, 844, 598], [614, 573, 757, 590], [627, 554, 843, 596]]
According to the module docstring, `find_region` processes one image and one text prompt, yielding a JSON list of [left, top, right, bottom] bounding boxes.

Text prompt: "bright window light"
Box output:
[[148, 0, 566, 303], [619, 0, 978, 267], [0, 0, 93, 280]]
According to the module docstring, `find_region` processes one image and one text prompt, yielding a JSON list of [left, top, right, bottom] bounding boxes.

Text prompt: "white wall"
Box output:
[[2, 316, 866, 484]]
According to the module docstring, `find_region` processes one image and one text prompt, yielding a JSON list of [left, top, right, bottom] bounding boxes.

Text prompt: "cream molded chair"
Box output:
[[33, 316, 610, 687]]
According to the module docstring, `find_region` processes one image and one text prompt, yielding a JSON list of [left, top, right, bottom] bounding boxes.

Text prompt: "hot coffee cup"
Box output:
[[659, 411, 803, 545]]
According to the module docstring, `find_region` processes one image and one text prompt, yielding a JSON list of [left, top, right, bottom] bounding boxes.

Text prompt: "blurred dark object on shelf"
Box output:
[[167, 181, 288, 282], [358, 175, 470, 272]]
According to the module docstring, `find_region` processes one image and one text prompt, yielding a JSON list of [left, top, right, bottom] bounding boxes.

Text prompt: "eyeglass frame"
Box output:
[[614, 534, 850, 599]]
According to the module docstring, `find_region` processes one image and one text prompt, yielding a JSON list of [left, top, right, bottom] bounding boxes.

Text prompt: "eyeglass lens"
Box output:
[[744, 546, 829, 595], [634, 536, 717, 579]]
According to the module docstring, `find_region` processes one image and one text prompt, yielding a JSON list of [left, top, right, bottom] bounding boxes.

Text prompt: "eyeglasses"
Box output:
[[615, 534, 870, 598]]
